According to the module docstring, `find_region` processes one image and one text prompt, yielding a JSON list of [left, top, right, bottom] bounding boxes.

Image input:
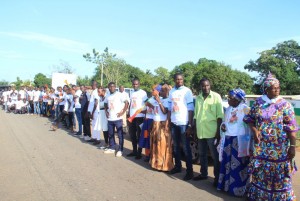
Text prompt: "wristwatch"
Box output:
[[188, 124, 192, 127]]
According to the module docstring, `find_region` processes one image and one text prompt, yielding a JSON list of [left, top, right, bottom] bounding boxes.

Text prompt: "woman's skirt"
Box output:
[[217, 136, 250, 197], [246, 157, 297, 200], [149, 121, 174, 171]]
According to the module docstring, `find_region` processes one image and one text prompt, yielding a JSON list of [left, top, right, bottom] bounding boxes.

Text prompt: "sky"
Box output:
[[1, 0, 300, 83]]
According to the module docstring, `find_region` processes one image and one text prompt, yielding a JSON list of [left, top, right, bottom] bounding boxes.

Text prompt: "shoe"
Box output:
[[213, 179, 218, 187], [193, 175, 208, 181], [135, 154, 142, 160], [84, 136, 91, 141], [104, 148, 115, 154], [169, 167, 181, 175], [92, 140, 101, 145], [183, 172, 194, 181], [126, 152, 137, 157], [144, 157, 150, 162], [116, 151, 122, 157], [87, 138, 96, 143], [79, 135, 84, 139]]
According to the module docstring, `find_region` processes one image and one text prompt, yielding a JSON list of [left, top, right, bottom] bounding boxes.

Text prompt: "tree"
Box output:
[[191, 60, 253, 97], [170, 61, 199, 88], [83, 47, 126, 86], [77, 75, 91, 86], [0, 79, 9, 86], [11, 77, 23, 90], [244, 40, 300, 95], [33, 73, 51, 87], [52, 60, 74, 74], [154, 66, 170, 84]]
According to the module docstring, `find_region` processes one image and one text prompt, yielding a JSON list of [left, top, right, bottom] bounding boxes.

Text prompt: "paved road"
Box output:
[[0, 110, 299, 201]]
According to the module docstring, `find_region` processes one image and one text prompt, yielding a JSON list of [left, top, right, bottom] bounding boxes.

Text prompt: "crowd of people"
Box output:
[[0, 72, 298, 200]]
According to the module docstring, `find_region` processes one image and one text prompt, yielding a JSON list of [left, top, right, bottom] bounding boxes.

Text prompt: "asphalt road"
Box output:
[[0, 110, 299, 201]]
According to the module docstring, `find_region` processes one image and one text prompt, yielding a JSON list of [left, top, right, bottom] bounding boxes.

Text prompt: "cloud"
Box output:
[[0, 50, 25, 59], [0, 31, 91, 53]]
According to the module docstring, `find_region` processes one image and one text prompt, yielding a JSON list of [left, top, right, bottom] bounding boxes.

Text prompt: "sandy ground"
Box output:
[[0, 110, 299, 201]]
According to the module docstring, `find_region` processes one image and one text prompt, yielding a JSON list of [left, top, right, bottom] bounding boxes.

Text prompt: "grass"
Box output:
[[296, 116, 300, 147]]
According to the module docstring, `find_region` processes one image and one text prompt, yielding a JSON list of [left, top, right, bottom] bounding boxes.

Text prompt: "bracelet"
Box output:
[[158, 102, 162, 105], [290, 145, 295, 147]]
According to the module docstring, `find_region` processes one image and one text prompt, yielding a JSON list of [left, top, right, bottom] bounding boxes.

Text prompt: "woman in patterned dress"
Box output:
[[243, 73, 298, 201], [149, 84, 174, 171], [217, 88, 251, 196]]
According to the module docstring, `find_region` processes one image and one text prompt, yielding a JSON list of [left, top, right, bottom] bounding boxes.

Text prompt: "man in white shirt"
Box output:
[[26, 87, 34, 114], [168, 73, 194, 181], [104, 82, 129, 157], [87, 81, 99, 142], [119, 85, 130, 135], [127, 78, 148, 158], [18, 86, 26, 99], [33, 87, 41, 115], [2, 88, 8, 112], [74, 85, 83, 135]]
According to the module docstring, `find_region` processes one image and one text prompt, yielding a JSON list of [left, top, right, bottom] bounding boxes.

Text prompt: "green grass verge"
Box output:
[[296, 116, 300, 147]]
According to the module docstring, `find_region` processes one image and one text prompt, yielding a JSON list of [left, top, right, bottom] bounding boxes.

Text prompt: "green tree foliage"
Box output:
[[83, 47, 126, 87], [33, 73, 51, 88], [191, 59, 253, 97], [11, 77, 23, 90], [0, 79, 9, 86], [170, 61, 199, 88], [154, 66, 170, 84], [77, 75, 92, 86], [244, 40, 300, 95]]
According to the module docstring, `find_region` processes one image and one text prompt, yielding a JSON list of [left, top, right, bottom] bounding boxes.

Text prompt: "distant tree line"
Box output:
[[3, 40, 300, 96]]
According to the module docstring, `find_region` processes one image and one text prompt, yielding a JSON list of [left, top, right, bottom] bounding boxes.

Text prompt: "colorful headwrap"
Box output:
[[261, 72, 280, 94], [154, 84, 162, 92], [229, 88, 246, 102]]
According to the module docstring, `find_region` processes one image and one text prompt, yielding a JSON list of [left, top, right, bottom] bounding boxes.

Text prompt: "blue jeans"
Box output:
[[198, 138, 220, 180], [34, 101, 40, 114], [41, 102, 47, 115], [4, 102, 8, 112], [108, 119, 123, 151], [75, 108, 82, 134], [171, 123, 193, 173]]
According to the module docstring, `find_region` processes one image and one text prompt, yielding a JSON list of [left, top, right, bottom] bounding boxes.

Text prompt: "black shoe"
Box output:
[[183, 172, 194, 181], [193, 175, 208, 181], [213, 179, 218, 187], [87, 139, 96, 143], [74, 132, 81, 136], [168, 167, 181, 175], [135, 154, 142, 160], [126, 152, 137, 157], [144, 157, 150, 162], [92, 141, 101, 145]]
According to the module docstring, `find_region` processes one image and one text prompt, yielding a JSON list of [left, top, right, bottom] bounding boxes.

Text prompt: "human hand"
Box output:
[[186, 127, 193, 137], [253, 130, 261, 144], [288, 146, 296, 159], [221, 124, 226, 132]]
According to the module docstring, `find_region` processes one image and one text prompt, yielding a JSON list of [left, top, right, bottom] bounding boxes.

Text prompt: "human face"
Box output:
[[108, 83, 116, 93], [92, 82, 97, 90], [160, 87, 168, 98], [227, 94, 240, 107], [119, 86, 124, 93], [80, 86, 85, 92], [132, 80, 140, 90], [174, 75, 184, 87], [200, 81, 210, 95], [266, 83, 280, 99]]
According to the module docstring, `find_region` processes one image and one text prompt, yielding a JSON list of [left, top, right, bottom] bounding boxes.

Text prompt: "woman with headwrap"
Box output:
[[149, 84, 174, 171], [217, 88, 251, 196], [243, 73, 298, 201]]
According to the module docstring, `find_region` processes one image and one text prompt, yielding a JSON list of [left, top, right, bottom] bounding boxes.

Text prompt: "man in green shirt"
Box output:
[[193, 78, 223, 187]]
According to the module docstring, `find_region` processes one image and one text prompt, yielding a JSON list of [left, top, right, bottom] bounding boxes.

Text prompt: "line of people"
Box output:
[[0, 72, 298, 200]]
